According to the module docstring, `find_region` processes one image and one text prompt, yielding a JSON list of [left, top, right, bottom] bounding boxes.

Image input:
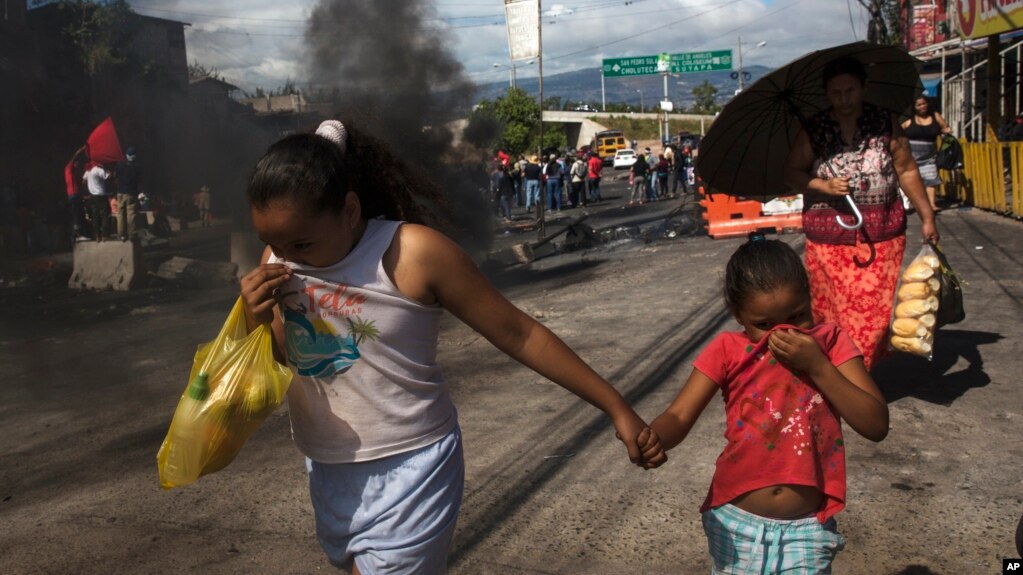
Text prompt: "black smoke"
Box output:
[[304, 0, 494, 252]]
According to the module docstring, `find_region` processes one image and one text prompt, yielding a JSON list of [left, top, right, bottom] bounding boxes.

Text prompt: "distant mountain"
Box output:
[[473, 64, 772, 111]]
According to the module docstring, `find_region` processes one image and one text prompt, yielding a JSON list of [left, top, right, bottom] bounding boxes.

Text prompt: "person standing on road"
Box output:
[[653, 154, 671, 199], [629, 153, 649, 205], [544, 153, 562, 212], [240, 120, 665, 575], [663, 144, 676, 197], [196, 185, 212, 228], [523, 154, 542, 212], [496, 164, 516, 222], [510, 155, 523, 206], [516, 154, 528, 206], [570, 155, 587, 207], [901, 96, 950, 213], [115, 146, 141, 242], [673, 145, 693, 197], [649, 234, 888, 574], [587, 151, 603, 203], [642, 148, 656, 201], [784, 56, 938, 371], [559, 154, 572, 208]]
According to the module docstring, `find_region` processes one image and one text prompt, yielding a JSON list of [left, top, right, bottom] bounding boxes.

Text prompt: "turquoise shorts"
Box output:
[[307, 426, 464, 574], [702, 503, 845, 574]]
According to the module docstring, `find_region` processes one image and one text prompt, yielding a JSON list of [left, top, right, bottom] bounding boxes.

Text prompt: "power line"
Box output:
[[547, 0, 744, 63], [689, 0, 811, 51], [846, 0, 859, 40]]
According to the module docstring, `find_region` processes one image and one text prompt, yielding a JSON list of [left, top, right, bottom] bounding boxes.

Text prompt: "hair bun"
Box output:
[[315, 120, 347, 155]]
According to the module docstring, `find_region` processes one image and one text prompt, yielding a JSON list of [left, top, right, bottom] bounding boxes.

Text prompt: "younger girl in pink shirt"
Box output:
[[650, 234, 889, 574]]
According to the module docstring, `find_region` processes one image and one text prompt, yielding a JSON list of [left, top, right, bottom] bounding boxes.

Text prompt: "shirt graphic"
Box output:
[[280, 281, 379, 378]]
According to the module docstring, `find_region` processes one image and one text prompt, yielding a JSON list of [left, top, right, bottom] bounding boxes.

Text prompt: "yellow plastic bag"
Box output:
[[157, 297, 292, 489]]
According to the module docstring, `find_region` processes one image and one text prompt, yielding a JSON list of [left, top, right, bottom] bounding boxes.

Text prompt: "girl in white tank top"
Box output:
[[238, 120, 667, 574]]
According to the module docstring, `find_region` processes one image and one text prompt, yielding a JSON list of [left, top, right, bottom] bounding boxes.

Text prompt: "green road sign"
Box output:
[[602, 50, 734, 77], [671, 50, 732, 74], [602, 56, 662, 78]]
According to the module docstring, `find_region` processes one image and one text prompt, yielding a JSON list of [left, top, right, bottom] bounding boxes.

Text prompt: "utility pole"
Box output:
[[738, 37, 745, 92], [537, 0, 545, 240]]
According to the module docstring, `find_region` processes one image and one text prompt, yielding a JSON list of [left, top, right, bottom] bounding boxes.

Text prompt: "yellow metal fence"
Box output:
[[944, 141, 1023, 216]]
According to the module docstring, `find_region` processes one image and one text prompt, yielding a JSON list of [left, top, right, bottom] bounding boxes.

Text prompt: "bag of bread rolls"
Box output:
[[892, 315, 936, 338], [897, 279, 940, 301], [889, 245, 942, 359]]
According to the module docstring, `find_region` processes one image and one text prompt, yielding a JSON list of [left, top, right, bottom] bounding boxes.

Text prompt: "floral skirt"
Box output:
[[804, 235, 906, 371]]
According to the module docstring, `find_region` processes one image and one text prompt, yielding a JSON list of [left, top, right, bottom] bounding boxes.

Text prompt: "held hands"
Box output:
[[766, 329, 828, 376], [240, 263, 292, 325], [613, 413, 667, 470]]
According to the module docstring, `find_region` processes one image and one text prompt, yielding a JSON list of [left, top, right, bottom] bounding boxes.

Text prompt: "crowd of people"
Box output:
[[627, 144, 695, 204], [486, 141, 697, 221], [60, 145, 215, 248]]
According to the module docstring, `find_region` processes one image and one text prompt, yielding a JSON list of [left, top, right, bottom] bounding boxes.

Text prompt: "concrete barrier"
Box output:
[[68, 239, 146, 291]]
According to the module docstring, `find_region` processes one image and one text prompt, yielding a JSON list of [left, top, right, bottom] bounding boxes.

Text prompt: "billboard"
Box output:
[[956, 0, 1023, 40], [504, 0, 540, 61]]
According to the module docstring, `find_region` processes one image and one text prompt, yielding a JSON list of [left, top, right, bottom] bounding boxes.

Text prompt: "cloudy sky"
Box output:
[[126, 0, 877, 95]]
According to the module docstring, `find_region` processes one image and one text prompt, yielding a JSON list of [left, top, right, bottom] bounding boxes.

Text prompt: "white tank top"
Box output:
[[269, 219, 457, 463]]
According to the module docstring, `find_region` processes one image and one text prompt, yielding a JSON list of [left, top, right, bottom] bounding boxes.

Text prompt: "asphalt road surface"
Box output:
[[1, 182, 1021, 574]]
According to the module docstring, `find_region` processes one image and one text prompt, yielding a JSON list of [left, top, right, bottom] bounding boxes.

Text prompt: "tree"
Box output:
[[58, 0, 135, 76], [493, 88, 540, 154], [880, 0, 904, 46], [857, 0, 889, 44], [466, 88, 570, 156], [691, 81, 721, 115], [532, 127, 567, 155], [188, 60, 224, 82]]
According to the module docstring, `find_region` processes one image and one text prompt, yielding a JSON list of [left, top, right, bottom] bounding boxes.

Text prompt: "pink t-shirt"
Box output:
[[694, 323, 862, 523]]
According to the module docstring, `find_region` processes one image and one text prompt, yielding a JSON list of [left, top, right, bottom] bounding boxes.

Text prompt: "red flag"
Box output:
[[86, 117, 124, 165]]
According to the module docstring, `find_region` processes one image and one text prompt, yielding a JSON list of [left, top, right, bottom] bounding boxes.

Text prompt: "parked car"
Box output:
[[613, 148, 638, 170]]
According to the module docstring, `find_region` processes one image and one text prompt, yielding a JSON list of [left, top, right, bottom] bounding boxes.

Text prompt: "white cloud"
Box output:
[[130, 0, 877, 92]]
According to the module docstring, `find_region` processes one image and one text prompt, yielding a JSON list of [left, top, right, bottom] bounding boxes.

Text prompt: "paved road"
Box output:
[[0, 189, 1020, 574]]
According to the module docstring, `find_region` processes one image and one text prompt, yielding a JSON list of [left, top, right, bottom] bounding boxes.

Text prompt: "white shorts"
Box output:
[[307, 426, 464, 574]]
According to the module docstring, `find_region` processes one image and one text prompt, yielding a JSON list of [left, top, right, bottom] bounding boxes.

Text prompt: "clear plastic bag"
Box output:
[[157, 297, 292, 489], [890, 244, 942, 359]]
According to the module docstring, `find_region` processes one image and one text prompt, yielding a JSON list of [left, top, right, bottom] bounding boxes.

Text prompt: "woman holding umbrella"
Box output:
[[784, 56, 939, 371]]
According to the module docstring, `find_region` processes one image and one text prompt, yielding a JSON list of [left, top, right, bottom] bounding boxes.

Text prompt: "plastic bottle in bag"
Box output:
[[160, 373, 211, 487]]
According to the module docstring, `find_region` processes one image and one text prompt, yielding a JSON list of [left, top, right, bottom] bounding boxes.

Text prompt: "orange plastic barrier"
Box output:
[[698, 193, 803, 239]]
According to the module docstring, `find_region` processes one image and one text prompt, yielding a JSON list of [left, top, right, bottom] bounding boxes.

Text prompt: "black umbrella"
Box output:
[[696, 41, 923, 230]]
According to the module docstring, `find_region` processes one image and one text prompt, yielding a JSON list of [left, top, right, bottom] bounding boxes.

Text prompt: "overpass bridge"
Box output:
[[541, 110, 716, 149]]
